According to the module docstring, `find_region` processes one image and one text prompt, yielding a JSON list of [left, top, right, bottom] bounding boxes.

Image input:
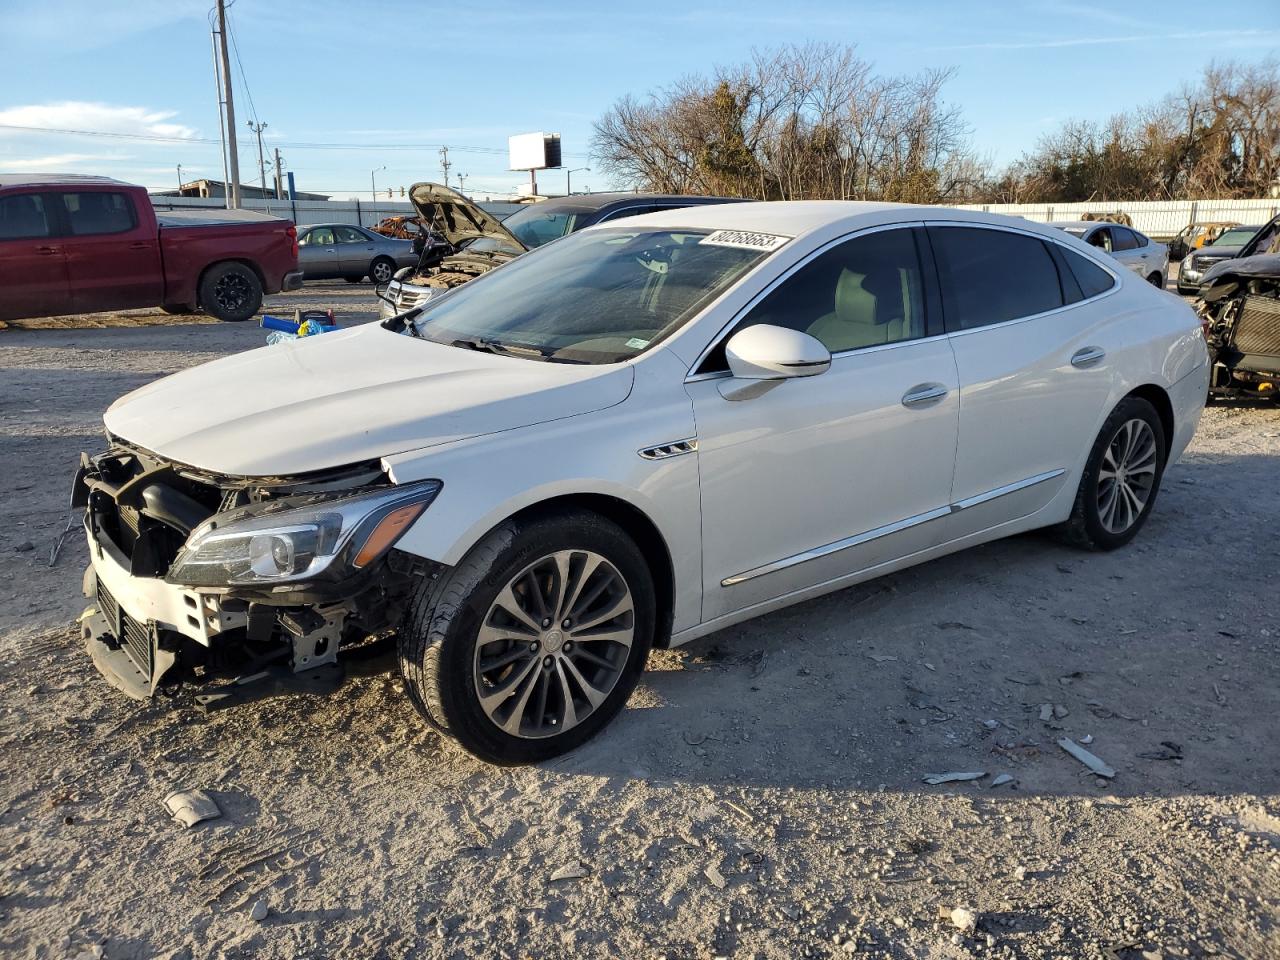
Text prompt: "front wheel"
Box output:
[[1146, 272, 1164, 287], [1059, 397, 1167, 550], [398, 511, 655, 764], [369, 257, 396, 284], [198, 262, 263, 322]]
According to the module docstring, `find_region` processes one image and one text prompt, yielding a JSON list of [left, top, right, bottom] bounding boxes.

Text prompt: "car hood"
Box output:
[[103, 325, 634, 476], [1190, 245, 1244, 261], [409, 182, 526, 253], [1200, 252, 1280, 291]]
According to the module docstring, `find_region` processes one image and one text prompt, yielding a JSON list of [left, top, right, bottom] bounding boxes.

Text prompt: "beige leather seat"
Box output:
[[806, 268, 907, 352]]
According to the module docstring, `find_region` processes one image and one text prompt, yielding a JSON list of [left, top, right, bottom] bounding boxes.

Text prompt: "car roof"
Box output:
[[1045, 220, 1107, 230], [301, 223, 373, 231], [525, 192, 740, 216], [0, 172, 135, 190], [604, 200, 1070, 241]]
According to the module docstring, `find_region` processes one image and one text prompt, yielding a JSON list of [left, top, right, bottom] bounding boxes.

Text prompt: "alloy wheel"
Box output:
[[213, 273, 251, 312], [473, 550, 634, 739], [372, 260, 393, 282], [1097, 418, 1158, 534]]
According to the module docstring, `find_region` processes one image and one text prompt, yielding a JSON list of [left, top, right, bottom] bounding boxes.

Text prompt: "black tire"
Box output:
[[198, 262, 262, 322], [1146, 272, 1164, 287], [398, 510, 655, 765], [1059, 396, 1167, 551], [369, 257, 396, 284], [160, 303, 194, 315], [344, 276, 363, 284]]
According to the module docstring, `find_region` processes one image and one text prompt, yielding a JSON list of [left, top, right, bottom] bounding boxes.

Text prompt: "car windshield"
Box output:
[[408, 228, 772, 364], [1209, 228, 1257, 247], [501, 205, 580, 248]]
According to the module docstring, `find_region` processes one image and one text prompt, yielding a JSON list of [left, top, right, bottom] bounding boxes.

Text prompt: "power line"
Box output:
[[0, 123, 590, 159]]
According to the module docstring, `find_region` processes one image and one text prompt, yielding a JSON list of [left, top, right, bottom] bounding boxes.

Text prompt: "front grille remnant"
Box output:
[[1235, 295, 1280, 358], [97, 581, 153, 679]]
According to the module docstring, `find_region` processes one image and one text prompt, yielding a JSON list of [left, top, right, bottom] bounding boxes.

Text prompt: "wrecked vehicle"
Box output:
[[78, 203, 1206, 764], [1175, 224, 1264, 296], [1197, 249, 1280, 400], [378, 183, 740, 320]]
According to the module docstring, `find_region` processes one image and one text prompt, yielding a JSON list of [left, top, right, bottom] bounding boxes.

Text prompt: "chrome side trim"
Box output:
[[950, 469, 1065, 511], [639, 437, 698, 461], [720, 468, 1067, 587], [721, 506, 952, 586]]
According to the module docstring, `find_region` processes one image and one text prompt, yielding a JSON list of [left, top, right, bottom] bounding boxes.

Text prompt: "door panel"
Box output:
[[0, 192, 70, 320], [58, 191, 162, 312], [691, 338, 959, 619], [334, 225, 376, 275], [298, 226, 338, 277]]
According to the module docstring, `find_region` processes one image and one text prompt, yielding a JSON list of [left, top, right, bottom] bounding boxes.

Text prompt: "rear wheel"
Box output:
[[1059, 397, 1167, 550], [369, 257, 395, 284], [1146, 272, 1164, 287], [198, 262, 262, 322], [398, 511, 655, 764]]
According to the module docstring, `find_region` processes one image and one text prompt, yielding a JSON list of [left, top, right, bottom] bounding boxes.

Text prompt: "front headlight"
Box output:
[[166, 479, 441, 588]]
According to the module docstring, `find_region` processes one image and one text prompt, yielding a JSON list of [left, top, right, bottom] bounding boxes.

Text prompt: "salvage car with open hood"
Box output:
[[77, 202, 1206, 764]]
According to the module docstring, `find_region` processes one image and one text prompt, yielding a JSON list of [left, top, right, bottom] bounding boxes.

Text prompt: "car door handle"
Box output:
[[128, 241, 150, 250], [901, 383, 948, 407], [35, 245, 61, 255], [1071, 346, 1106, 368]]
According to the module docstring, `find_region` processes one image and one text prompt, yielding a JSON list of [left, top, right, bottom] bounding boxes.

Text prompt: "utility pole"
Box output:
[[273, 148, 283, 200], [209, 26, 229, 205], [439, 146, 451, 186], [456, 173, 467, 194], [371, 165, 386, 205], [176, 164, 184, 194], [566, 166, 590, 196], [247, 120, 268, 197], [214, 0, 241, 208]]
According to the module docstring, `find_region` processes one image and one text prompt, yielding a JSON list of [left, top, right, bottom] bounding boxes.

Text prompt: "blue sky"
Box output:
[[1, 0, 1277, 199]]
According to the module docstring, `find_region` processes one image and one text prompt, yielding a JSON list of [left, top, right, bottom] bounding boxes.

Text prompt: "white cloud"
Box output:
[[0, 152, 128, 169], [0, 102, 197, 140]]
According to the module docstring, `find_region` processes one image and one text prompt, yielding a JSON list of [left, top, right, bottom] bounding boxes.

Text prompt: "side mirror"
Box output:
[[724, 324, 831, 381]]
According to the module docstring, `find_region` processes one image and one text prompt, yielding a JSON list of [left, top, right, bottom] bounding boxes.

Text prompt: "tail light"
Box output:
[[286, 224, 298, 258]]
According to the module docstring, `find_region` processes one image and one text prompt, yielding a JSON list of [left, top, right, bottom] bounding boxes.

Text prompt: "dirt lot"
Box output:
[[1, 282, 1278, 960]]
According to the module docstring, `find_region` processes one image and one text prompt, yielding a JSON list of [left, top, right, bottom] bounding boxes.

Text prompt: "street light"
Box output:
[[566, 166, 590, 196], [371, 165, 386, 205]]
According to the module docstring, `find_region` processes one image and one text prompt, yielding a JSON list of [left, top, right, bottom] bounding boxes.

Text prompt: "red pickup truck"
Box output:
[[0, 174, 301, 322]]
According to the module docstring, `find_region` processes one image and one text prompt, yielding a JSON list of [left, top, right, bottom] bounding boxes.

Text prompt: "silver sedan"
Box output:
[[297, 223, 417, 284], [1047, 221, 1169, 287]]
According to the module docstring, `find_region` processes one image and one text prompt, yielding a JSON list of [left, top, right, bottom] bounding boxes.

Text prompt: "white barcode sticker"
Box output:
[[699, 230, 790, 252]]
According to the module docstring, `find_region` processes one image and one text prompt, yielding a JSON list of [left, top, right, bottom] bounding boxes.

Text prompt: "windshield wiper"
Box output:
[[448, 337, 586, 364]]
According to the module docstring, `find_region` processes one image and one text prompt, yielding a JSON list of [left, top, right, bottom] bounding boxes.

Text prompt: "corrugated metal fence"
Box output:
[[954, 199, 1279, 240], [147, 196, 524, 227]]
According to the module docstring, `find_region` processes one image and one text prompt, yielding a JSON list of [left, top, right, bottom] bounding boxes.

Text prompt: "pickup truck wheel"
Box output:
[[398, 510, 655, 765], [199, 262, 262, 322], [1058, 397, 1167, 551], [369, 257, 395, 284]]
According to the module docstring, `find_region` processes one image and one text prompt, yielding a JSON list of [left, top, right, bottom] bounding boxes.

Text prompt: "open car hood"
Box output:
[[1200, 253, 1280, 295], [409, 182, 526, 253]]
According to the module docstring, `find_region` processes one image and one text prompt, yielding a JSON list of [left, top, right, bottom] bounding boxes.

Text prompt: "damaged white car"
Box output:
[[77, 203, 1209, 764]]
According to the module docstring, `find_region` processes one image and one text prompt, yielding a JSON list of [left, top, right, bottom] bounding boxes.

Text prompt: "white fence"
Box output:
[[955, 199, 1279, 240], [147, 195, 524, 227]]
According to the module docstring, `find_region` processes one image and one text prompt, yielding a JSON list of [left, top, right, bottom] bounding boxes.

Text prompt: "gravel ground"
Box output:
[[1, 281, 1278, 960]]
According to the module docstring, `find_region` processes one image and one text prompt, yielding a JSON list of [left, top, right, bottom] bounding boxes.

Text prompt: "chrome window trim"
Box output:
[[683, 221, 930, 380], [720, 468, 1066, 587], [922, 220, 1122, 339]]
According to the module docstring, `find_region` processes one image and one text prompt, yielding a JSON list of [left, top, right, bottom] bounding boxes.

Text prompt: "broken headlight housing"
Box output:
[[166, 480, 441, 587]]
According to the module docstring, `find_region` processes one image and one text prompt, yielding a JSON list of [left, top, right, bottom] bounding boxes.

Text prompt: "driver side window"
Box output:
[[701, 228, 926, 373]]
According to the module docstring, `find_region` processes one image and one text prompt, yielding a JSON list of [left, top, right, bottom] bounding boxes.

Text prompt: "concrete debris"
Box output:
[[1039, 704, 1053, 722], [1013, 865, 1027, 880], [922, 771, 986, 785], [983, 719, 1000, 729], [989, 774, 1015, 788], [704, 864, 728, 889], [249, 898, 269, 922], [163, 789, 221, 828], [1053, 704, 1069, 719], [1058, 738, 1116, 778], [549, 860, 591, 882], [948, 906, 978, 934], [15, 540, 35, 552]]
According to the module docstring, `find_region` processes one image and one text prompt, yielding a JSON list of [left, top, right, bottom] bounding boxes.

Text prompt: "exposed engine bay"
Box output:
[[74, 440, 438, 701], [1197, 254, 1280, 399]]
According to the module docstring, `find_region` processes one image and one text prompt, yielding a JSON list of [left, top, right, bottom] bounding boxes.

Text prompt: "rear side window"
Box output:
[[60, 192, 136, 236], [1111, 227, 1138, 251], [929, 227, 1062, 330], [334, 225, 366, 243], [1060, 247, 1116, 299], [0, 193, 51, 239]]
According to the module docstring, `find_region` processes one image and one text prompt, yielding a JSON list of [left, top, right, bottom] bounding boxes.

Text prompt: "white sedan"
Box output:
[[78, 202, 1209, 763]]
